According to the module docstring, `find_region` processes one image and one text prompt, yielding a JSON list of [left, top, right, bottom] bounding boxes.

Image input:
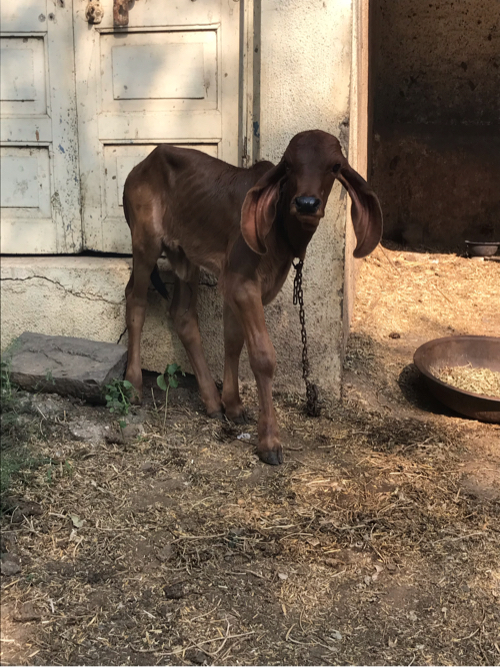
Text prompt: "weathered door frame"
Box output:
[[240, 0, 260, 169], [0, 1, 82, 254]]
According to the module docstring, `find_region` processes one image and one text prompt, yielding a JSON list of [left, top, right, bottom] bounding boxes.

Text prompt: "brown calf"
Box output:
[[123, 130, 382, 465]]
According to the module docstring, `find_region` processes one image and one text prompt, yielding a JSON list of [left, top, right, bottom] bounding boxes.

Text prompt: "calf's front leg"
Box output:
[[226, 280, 283, 465], [222, 303, 246, 423]]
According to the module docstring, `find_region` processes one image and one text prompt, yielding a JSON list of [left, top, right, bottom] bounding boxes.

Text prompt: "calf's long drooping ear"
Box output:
[[337, 164, 383, 258], [240, 161, 286, 255]]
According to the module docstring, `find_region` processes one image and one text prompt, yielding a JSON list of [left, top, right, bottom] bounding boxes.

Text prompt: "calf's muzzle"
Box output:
[[294, 196, 321, 214]]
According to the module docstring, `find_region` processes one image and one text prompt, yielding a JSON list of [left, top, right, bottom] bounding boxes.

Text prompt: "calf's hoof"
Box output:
[[208, 409, 224, 421], [222, 400, 248, 425], [257, 446, 283, 466], [129, 387, 143, 405], [124, 371, 143, 405], [228, 409, 249, 425]]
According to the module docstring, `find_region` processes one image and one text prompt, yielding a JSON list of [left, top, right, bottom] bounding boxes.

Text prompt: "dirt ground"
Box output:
[[1, 245, 499, 666]]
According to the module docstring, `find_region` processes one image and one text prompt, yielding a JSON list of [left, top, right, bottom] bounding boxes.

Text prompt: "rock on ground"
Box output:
[[6, 332, 127, 403]]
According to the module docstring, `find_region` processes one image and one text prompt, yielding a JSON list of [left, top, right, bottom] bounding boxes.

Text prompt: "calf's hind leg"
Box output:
[[125, 252, 160, 401], [170, 272, 223, 418]]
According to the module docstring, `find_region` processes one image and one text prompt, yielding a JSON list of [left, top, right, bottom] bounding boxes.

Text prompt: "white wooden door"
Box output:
[[74, 0, 241, 253], [0, 0, 82, 254]]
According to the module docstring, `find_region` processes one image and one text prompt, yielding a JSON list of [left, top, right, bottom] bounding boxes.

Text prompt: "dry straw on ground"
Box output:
[[1, 247, 499, 666]]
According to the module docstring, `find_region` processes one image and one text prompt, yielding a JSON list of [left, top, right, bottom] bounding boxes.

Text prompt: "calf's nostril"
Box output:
[[294, 196, 321, 213]]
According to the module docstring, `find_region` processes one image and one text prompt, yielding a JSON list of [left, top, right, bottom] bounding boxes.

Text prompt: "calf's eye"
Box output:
[[332, 163, 341, 173]]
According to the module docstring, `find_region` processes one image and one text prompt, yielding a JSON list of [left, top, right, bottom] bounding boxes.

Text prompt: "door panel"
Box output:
[[106, 34, 216, 105], [0, 1, 82, 254], [0, 146, 55, 253], [0, 38, 46, 113], [75, 0, 240, 254], [0, 147, 51, 212], [0, 0, 48, 32], [102, 143, 218, 249], [104, 143, 219, 219]]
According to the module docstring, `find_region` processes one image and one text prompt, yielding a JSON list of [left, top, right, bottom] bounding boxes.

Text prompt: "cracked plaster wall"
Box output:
[[1, 257, 129, 351], [1, 256, 322, 390], [1, 257, 224, 383]]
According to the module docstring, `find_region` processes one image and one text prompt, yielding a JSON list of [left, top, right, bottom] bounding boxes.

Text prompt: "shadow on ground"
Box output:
[[1, 248, 499, 666]]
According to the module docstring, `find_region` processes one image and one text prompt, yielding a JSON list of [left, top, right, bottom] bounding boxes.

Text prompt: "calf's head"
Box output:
[[241, 130, 383, 258]]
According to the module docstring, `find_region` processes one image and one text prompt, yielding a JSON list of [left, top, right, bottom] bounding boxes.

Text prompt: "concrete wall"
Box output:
[[372, 0, 500, 250], [259, 0, 354, 394], [1, 0, 360, 397]]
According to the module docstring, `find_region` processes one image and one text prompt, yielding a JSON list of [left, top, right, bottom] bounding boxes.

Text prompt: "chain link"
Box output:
[[293, 260, 321, 417]]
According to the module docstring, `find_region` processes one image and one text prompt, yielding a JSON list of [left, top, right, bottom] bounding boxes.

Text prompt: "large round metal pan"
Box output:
[[413, 336, 500, 423]]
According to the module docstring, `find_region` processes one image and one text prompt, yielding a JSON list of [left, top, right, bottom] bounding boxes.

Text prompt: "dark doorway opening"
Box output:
[[370, 1, 500, 252]]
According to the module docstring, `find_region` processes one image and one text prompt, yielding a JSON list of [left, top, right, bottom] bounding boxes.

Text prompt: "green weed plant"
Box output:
[[104, 378, 134, 430], [157, 363, 184, 430]]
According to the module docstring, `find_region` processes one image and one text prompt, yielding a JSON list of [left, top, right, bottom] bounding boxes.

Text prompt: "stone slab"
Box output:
[[6, 332, 127, 403]]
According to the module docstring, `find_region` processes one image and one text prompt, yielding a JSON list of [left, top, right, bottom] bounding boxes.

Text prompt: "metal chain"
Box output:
[[293, 260, 321, 417]]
